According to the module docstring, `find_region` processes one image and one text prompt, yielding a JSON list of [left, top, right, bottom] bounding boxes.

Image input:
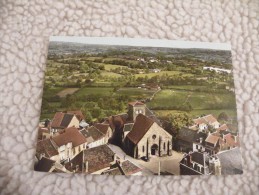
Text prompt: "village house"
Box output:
[[101, 160, 142, 176], [176, 125, 239, 155], [204, 134, 220, 155], [51, 127, 87, 162], [93, 123, 113, 143], [175, 127, 207, 153], [124, 114, 172, 159], [50, 112, 80, 136], [179, 151, 221, 175], [190, 114, 220, 132], [67, 110, 89, 128], [36, 138, 60, 162], [64, 144, 116, 174], [79, 126, 106, 148], [210, 130, 240, 152], [34, 157, 70, 173]]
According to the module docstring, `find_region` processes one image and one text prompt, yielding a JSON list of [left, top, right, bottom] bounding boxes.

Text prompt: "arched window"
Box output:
[[163, 142, 166, 150]]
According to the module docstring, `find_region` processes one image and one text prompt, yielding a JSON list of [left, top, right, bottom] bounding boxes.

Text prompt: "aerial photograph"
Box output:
[[35, 37, 243, 175]]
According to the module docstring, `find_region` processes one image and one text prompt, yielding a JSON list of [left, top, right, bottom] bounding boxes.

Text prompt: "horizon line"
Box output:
[[49, 36, 231, 51]]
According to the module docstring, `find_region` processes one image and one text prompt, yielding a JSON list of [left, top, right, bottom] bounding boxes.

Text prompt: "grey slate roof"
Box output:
[[217, 148, 243, 175]]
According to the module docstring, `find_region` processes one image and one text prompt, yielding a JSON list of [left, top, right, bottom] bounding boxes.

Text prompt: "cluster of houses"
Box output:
[[35, 101, 173, 175], [35, 101, 242, 175], [177, 114, 242, 175]]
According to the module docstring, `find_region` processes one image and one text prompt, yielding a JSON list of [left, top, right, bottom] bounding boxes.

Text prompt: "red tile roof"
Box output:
[[217, 124, 228, 131], [36, 139, 58, 158], [126, 114, 154, 145], [193, 117, 207, 125], [67, 110, 85, 121], [224, 134, 237, 147], [121, 160, 142, 175], [65, 144, 115, 173], [193, 114, 218, 125], [52, 127, 86, 147], [86, 126, 105, 141], [205, 134, 220, 145], [94, 123, 110, 135], [51, 112, 77, 129], [203, 114, 218, 124]]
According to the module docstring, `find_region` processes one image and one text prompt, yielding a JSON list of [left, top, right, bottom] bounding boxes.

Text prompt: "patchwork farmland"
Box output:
[[41, 43, 236, 125]]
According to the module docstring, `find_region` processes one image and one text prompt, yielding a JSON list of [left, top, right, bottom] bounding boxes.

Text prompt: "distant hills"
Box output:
[[48, 41, 232, 64]]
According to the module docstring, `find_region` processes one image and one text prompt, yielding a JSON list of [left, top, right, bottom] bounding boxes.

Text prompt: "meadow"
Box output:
[[41, 49, 236, 124]]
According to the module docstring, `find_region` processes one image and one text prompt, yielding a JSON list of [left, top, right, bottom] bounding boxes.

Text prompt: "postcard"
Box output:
[[35, 37, 243, 175]]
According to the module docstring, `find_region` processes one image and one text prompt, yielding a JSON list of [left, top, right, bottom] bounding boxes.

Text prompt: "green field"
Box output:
[[43, 87, 63, 98], [146, 88, 237, 118], [147, 89, 188, 108], [154, 109, 237, 119], [117, 87, 157, 98], [100, 71, 122, 78], [101, 63, 125, 71], [134, 70, 193, 78], [42, 49, 236, 124], [75, 87, 113, 98]]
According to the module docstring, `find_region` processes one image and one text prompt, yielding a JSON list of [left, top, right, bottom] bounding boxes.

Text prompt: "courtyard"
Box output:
[[108, 144, 184, 175]]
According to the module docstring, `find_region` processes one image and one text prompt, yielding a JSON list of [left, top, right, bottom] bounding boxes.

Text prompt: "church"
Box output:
[[123, 101, 172, 159]]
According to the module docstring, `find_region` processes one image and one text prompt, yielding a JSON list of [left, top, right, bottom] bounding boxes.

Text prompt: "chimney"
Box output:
[[76, 165, 79, 172], [85, 161, 88, 173], [234, 135, 238, 142], [113, 154, 117, 163]]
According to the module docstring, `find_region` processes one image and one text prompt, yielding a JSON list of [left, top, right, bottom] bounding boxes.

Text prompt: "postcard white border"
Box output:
[[49, 36, 231, 51]]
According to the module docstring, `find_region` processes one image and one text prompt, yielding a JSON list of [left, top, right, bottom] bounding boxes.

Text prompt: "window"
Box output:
[[142, 145, 145, 152], [163, 142, 166, 150], [196, 145, 198, 149], [73, 148, 75, 155], [152, 135, 156, 139]]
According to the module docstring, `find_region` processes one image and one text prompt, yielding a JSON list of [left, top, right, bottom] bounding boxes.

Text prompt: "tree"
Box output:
[[166, 113, 193, 135], [218, 112, 229, 122], [82, 110, 93, 122]]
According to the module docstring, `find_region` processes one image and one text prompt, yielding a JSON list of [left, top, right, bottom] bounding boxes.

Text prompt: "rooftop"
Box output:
[[65, 144, 115, 173], [52, 127, 86, 147], [51, 112, 77, 129], [126, 114, 154, 145], [36, 139, 58, 158], [217, 148, 243, 175]]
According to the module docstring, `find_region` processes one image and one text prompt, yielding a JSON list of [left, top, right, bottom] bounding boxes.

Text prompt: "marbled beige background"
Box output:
[[0, 0, 258, 194]]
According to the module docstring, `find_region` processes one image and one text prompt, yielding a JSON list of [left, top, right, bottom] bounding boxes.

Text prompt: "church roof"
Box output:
[[126, 114, 154, 145]]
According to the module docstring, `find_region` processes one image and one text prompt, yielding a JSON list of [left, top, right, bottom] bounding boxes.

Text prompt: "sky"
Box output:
[[49, 36, 231, 51]]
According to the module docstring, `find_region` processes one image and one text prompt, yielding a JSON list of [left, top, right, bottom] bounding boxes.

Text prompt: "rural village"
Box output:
[[35, 43, 242, 175], [36, 103, 242, 175]]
